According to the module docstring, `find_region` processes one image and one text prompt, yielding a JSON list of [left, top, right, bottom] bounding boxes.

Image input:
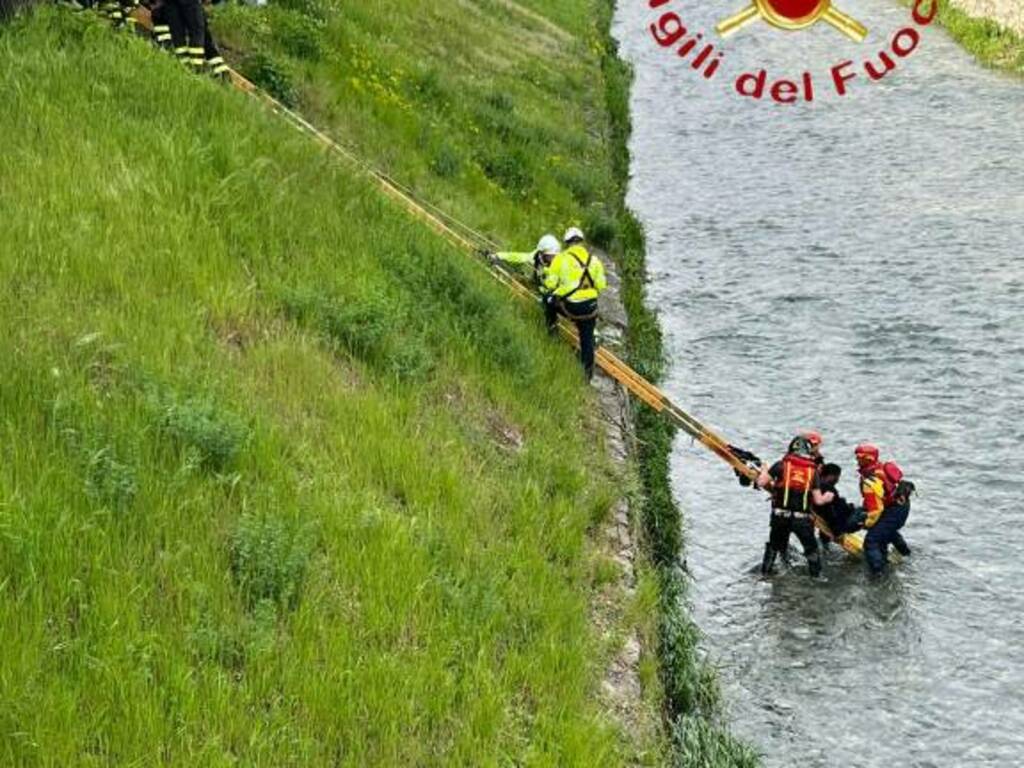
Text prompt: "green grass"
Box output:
[[210, 0, 624, 251], [0, 8, 652, 764], [929, 0, 1024, 73], [213, 0, 756, 762]]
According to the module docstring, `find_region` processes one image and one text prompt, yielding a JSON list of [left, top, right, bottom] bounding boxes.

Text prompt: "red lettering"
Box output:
[[771, 79, 798, 104], [651, 13, 687, 47], [892, 27, 921, 57], [831, 61, 856, 96], [677, 34, 701, 58], [912, 0, 938, 25], [704, 53, 724, 80], [865, 51, 897, 80], [691, 43, 714, 69], [736, 69, 767, 99], [802, 71, 814, 102]]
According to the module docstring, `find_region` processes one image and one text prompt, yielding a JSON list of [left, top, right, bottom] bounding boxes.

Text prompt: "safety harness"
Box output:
[[562, 249, 596, 302]]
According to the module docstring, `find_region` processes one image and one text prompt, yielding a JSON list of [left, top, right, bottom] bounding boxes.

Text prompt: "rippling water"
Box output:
[[613, 1, 1024, 765]]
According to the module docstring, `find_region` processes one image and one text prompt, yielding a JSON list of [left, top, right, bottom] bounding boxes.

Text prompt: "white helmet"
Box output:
[[536, 234, 560, 256], [563, 227, 585, 244]]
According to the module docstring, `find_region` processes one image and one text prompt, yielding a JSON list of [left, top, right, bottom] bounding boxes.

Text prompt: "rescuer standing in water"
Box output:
[[544, 228, 607, 381], [757, 436, 835, 578], [855, 443, 913, 575]]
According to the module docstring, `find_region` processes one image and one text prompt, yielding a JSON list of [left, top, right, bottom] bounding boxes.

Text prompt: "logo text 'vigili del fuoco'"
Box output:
[[646, 0, 940, 103]]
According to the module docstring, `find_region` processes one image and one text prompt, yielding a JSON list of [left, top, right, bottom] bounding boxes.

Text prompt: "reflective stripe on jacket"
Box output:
[[545, 245, 607, 302]]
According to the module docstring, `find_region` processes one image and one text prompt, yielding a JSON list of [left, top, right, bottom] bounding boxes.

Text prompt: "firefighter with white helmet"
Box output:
[[490, 234, 561, 293]]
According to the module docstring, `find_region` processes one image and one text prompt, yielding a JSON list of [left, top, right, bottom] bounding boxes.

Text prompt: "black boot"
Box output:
[[807, 551, 822, 579], [761, 543, 777, 576]]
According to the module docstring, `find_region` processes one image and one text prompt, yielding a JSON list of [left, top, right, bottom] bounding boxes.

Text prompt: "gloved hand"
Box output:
[[847, 507, 867, 529]]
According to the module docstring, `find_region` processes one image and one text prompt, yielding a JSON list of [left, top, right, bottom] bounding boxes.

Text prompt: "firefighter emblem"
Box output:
[[717, 0, 868, 42]]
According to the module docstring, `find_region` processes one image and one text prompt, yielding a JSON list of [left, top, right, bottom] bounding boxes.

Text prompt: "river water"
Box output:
[[613, 1, 1024, 765]]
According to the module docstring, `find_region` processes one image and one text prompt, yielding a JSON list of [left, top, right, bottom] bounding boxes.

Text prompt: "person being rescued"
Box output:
[[756, 435, 835, 578], [812, 462, 861, 549], [855, 443, 913, 575]]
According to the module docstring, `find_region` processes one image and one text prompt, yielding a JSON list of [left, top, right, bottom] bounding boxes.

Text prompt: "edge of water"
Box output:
[[597, 3, 759, 764], [918, 0, 1024, 74]]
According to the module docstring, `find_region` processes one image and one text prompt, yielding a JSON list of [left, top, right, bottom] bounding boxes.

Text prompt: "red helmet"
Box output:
[[854, 443, 879, 465], [801, 430, 823, 448]]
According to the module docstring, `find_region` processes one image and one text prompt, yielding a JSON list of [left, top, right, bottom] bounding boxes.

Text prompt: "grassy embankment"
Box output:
[[213, 0, 757, 763], [0, 0, 758, 762], [0, 7, 658, 765], [929, 0, 1024, 73]]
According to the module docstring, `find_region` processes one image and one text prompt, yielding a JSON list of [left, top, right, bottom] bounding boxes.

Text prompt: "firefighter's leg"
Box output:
[[763, 513, 788, 576], [863, 523, 889, 575], [794, 516, 822, 578], [163, 0, 190, 65], [202, 11, 229, 78], [543, 294, 560, 334], [178, 0, 206, 70], [575, 314, 597, 382], [151, 4, 174, 50], [892, 531, 911, 557]]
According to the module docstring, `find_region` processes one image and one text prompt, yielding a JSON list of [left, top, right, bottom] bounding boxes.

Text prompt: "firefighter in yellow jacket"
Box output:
[[544, 227, 607, 380], [491, 234, 560, 294]]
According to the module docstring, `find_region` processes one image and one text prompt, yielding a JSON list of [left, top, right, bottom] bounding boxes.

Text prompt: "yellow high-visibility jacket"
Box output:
[[860, 471, 887, 528], [544, 245, 607, 302], [496, 251, 553, 293], [495, 251, 534, 266]]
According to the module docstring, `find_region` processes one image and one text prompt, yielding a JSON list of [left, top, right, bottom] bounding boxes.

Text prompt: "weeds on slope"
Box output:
[[209, 0, 756, 760]]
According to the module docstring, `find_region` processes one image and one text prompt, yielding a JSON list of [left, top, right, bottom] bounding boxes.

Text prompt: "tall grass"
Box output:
[[0, 8, 642, 764], [929, 0, 1024, 74]]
